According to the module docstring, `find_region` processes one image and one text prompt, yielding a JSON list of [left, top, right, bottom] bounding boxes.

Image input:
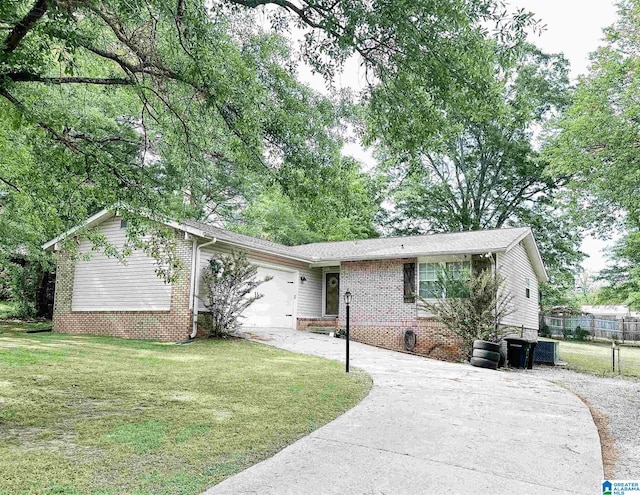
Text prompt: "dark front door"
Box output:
[[325, 272, 340, 315]]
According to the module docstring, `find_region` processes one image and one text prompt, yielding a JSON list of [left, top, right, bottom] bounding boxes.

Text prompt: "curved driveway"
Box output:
[[204, 328, 603, 495]]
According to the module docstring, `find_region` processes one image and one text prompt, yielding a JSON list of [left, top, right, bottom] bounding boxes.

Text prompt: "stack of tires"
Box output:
[[470, 340, 501, 370]]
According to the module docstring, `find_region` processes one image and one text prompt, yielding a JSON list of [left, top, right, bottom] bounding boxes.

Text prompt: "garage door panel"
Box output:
[[241, 266, 295, 329]]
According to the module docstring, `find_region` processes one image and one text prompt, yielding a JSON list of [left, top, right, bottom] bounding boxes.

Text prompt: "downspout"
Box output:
[[190, 238, 217, 339], [492, 252, 498, 333]]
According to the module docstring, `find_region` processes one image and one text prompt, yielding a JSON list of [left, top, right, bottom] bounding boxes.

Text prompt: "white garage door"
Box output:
[[242, 266, 295, 329]]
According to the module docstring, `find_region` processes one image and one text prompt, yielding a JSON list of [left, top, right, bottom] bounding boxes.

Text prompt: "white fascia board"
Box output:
[[163, 219, 208, 239], [504, 228, 532, 253], [42, 209, 114, 251], [42, 210, 210, 252], [524, 234, 549, 284], [309, 261, 342, 268]]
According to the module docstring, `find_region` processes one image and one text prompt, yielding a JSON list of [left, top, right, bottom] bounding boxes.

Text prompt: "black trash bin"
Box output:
[[505, 337, 530, 368], [526, 340, 537, 370]]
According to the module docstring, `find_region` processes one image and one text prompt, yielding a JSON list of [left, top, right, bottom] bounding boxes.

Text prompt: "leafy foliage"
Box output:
[[381, 44, 570, 233], [419, 269, 513, 358], [0, 0, 534, 247], [377, 42, 581, 307], [0, 0, 538, 309], [546, 0, 640, 232], [234, 157, 381, 245], [199, 250, 271, 337], [545, 0, 640, 305], [594, 232, 640, 310]]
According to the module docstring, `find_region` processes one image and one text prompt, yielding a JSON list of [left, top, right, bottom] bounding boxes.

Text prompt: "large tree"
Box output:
[[0, 0, 535, 310], [0, 0, 532, 237], [546, 0, 640, 232], [376, 43, 581, 306]]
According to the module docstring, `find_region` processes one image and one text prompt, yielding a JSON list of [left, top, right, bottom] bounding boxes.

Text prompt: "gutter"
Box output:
[[190, 238, 217, 339], [308, 248, 508, 267]]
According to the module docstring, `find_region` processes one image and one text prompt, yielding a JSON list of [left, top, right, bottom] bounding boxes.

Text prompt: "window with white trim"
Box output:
[[525, 277, 531, 299], [418, 261, 470, 299], [418, 263, 441, 299]]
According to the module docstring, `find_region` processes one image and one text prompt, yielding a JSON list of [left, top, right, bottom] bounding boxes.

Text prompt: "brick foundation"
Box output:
[[349, 320, 465, 361], [297, 317, 338, 331], [52, 236, 193, 342], [339, 258, 466, 361]]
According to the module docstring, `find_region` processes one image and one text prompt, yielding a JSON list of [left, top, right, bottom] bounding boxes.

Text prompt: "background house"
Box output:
[[44, 211, 547, 360]]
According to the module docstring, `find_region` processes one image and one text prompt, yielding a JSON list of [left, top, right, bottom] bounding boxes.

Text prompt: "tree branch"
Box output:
[[0, 175, 20, 192], [3, 0, 48, 53], [6, 71, 134, 85]]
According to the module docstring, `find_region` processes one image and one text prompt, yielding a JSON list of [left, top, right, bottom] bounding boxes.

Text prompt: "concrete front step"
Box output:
[[306, 327, 334, 335]]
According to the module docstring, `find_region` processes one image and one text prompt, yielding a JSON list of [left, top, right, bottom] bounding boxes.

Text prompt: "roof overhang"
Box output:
[[42, 209, 215, 252], [42, 209, 115, 251], [42, 209, 315, 265], [308, 247, 509, 267], [504, 228, 549, 284], [43, 212, 549, 283]]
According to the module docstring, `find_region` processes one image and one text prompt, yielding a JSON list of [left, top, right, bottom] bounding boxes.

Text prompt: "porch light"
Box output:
[[343, 290, 352, 373], [343, 290, 352, 305]]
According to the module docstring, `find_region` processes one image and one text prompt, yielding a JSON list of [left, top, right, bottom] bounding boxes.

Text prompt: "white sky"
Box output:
[[297, 0, 621, 272]]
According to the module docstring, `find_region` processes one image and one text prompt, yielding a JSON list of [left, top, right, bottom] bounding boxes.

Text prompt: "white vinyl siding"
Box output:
[[297, 267, 323, 318], [72, 217, 173, 311], [497, 242, 539, 330]]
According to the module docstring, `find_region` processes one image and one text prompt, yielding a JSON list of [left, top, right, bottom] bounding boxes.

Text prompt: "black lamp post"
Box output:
[[344, 290, 352, 373]]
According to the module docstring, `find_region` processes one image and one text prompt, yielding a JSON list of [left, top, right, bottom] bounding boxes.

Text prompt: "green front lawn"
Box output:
[[0, 323, 371, 494], [553, 338, 640, 377]]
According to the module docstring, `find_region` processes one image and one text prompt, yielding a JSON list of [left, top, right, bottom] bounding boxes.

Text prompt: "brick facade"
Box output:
[[52, 236, 194, 342], [296, 317, 338, 330], [339, 258, 466, 361]]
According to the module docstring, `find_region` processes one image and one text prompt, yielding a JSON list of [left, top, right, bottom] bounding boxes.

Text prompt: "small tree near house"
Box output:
[[199, 251, 272, 338], [419, 268, 514, 359]]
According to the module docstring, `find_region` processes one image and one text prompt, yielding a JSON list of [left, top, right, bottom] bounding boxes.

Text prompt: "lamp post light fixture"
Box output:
[[344, 290, 352, 373]]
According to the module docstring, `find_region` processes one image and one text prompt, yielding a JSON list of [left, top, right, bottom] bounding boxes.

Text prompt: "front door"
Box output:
[[325, 272, 340, 315]]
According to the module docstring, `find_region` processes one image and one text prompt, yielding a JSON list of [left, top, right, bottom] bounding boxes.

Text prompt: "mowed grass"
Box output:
[[0, 321, 371, 495], [553, 338, 640, 377]]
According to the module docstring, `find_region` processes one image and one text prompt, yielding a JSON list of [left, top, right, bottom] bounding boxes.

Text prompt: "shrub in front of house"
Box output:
[[199, 250, 272, 338], [418, 270, 514, 359]]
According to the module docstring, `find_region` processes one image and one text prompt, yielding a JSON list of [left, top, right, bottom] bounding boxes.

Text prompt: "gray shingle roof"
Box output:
[[184, 220, 531, 263], [182, 219, 307, 260], [290, 227, 532, 261]]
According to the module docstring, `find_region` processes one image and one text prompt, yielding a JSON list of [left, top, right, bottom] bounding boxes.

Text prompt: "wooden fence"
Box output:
[[542, 314, 640, 342]]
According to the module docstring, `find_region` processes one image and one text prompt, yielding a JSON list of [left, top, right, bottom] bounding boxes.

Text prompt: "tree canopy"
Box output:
[[1, 0, 559, 311], [375, 42, 582, 307], [545, 0, 640, 305], [0, 0, 529, 244]]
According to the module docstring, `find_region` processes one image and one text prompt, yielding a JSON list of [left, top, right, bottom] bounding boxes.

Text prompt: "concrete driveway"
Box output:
[[204, 328, 603, 495]]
